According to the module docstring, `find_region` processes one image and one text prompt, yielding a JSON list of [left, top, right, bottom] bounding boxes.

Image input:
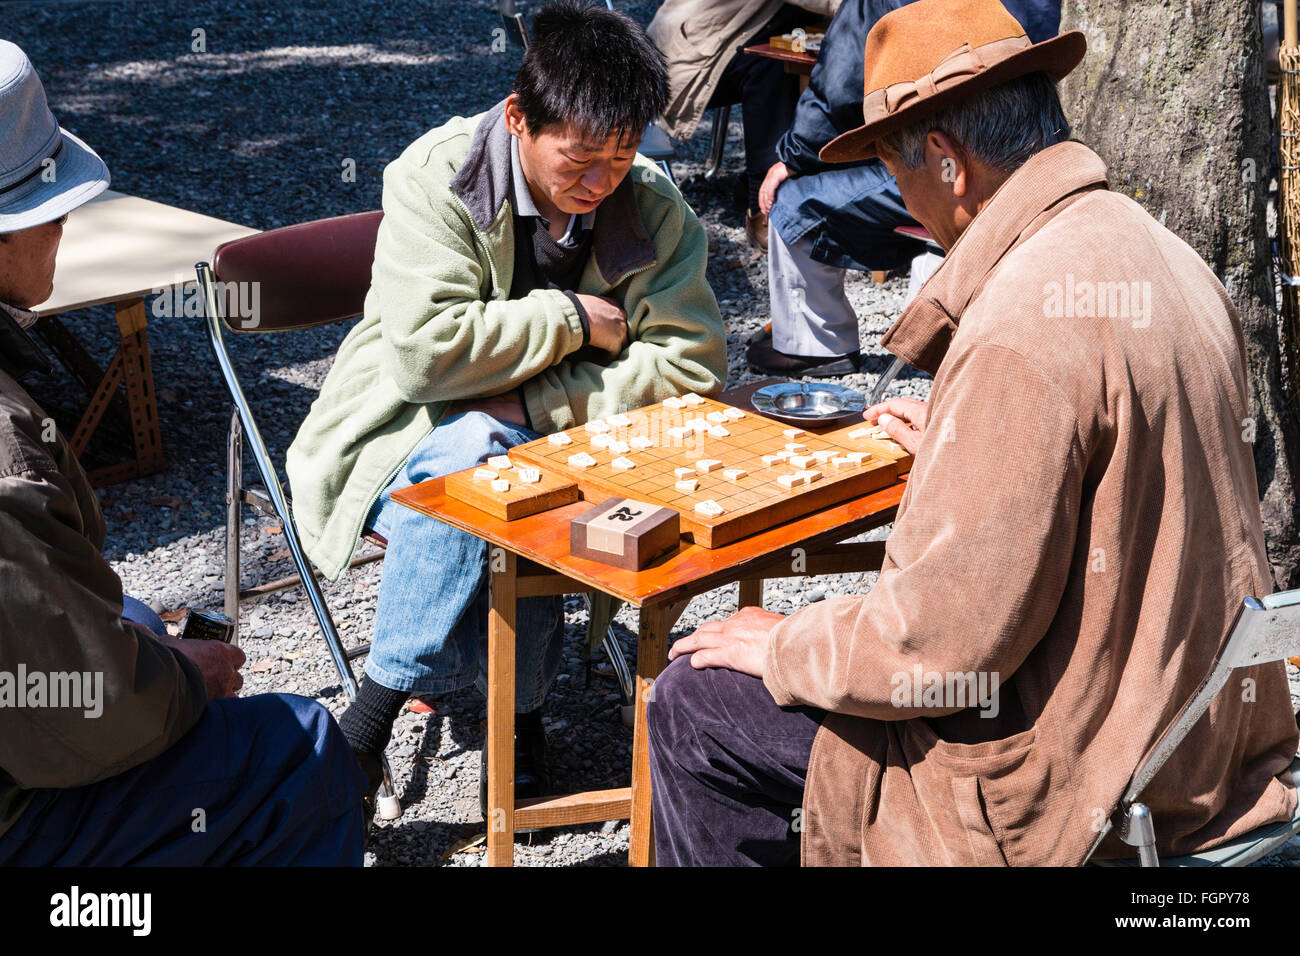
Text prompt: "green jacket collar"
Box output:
[[449, 99, 656, 287]]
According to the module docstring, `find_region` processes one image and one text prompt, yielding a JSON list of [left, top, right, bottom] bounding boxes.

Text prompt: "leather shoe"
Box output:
[[746, 334, 862, 377], [746, 209, 769, 253], [479, 708, 551, 820]]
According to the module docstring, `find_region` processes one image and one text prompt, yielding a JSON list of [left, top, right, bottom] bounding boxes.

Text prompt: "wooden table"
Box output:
[[391, 401, 908, 866], [742, 42, 817, 93], [32, 190, 257, 486]]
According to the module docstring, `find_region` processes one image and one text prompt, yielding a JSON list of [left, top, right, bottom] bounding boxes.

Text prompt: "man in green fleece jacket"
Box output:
[[286, 1, 726, 811]]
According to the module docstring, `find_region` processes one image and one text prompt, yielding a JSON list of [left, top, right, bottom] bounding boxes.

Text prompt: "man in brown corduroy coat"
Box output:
[[647, 0, 1299, 866]]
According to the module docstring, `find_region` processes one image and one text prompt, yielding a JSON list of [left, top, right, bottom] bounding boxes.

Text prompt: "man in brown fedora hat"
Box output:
[[647, 0, 1298, 865]]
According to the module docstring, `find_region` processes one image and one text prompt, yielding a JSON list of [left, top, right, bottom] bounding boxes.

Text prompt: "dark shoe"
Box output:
[[746, 335, 862, 377], [745, 209, 769, 253], [353, 747, 386, 835], [479, 708, 552, 820]]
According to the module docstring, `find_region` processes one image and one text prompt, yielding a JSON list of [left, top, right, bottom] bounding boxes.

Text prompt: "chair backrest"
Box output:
[[1082, 588, 1300, 862], [1122, 589, 1300, 807], [207, 210, 382, 333]]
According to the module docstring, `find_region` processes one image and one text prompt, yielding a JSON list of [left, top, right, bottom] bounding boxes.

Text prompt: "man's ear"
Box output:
[[927, 130, 967, 198], [503, 93, 528, 138]]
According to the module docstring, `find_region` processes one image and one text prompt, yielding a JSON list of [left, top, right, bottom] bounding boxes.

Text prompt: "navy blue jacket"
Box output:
[[776, 0, 1062, 176]]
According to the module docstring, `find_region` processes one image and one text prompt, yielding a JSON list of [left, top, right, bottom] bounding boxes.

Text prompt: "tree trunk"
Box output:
[[1059, 0, 1300, 588]]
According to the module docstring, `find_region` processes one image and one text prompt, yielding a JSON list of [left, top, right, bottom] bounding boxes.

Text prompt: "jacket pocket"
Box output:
[[917, 722, 1047, 865]]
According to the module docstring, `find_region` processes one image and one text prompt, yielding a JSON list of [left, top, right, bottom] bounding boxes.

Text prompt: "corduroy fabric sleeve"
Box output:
[[763, 342, 1086, 718], [373, 155, 587, 406], [0, 459, 207, 790], [521, 186, 728, 434]]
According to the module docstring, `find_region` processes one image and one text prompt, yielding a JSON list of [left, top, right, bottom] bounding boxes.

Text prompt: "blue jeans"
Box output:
[[0, 693, 368, 865], [769, 159, 923, 273], [364, 411, 564, 710]]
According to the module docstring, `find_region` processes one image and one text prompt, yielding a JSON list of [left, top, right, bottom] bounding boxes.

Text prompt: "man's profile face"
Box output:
[[877, 140, 952, 251], [0, 217, 65, 308], [504, 94, 640, 217]]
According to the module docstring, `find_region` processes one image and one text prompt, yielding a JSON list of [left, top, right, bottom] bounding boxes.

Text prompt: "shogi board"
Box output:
[[510, 397, 899, 548], [820, 421, 914, 474], [445, 461, 579, 521]]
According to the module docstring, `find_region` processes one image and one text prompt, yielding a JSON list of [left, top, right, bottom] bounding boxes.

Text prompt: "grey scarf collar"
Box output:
[[0, 300, 38, 329]]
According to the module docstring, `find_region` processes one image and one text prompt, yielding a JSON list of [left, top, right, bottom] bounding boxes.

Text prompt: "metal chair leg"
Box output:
[[201, 264, 402, 820], [582, 593, 634, 727], [224, 407, 243, 642], [704, 105, 730, 180], [1122, 803, 1160, 867], [869, 355, 908, 405]]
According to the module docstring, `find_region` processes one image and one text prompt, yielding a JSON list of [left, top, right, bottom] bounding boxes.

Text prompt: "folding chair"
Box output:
[[196, 210, 401, 820], [1085, 588, 1300, 866]]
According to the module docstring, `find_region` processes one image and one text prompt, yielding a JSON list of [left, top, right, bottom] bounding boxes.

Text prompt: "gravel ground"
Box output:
[[7, 0, 1297, 867]]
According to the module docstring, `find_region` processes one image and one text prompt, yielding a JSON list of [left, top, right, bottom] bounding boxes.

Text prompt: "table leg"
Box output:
[[48, 297, 164, 487], [486, 548, 517, 867], [629, 597, 687, 867], [115, 298, 164, 477], [738, 578, 764, 610]]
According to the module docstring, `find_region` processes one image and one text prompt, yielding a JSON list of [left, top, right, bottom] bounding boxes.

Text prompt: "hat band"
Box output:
[[865, 34, 1033, 123], [0, 138, 65, 198]]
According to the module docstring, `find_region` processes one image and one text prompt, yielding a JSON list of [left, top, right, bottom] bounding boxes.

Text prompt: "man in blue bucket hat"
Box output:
[[0, 39, 369, 865]]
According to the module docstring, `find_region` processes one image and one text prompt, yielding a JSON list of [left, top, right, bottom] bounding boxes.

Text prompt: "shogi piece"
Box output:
[[570, 497, 680, 571], [446, 463, 579, 520]]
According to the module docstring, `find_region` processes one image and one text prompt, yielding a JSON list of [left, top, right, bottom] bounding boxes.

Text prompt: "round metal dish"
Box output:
[[750, 381, 866, 426]]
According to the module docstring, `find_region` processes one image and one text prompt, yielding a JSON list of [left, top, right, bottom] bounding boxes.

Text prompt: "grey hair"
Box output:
[[878, 72, 1071, 173]]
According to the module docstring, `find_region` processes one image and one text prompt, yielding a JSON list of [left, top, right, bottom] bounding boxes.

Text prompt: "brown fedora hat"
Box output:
[[820, 0, 1086, 164]]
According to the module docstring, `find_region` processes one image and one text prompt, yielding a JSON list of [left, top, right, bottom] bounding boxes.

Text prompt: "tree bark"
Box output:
[[1059, 0, 1300, 588]]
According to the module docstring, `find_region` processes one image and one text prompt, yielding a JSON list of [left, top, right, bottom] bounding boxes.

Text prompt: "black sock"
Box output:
[[339, 677, 409, 757]]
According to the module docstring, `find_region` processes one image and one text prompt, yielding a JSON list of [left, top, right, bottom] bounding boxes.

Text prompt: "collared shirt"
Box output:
[[510, 136, 594, 248]]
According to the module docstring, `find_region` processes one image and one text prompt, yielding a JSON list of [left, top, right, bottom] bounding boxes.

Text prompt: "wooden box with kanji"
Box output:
[[569, 497, 680, 570]]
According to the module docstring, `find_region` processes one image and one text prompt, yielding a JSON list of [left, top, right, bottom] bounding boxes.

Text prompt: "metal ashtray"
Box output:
[[750, 382, 866, 425]]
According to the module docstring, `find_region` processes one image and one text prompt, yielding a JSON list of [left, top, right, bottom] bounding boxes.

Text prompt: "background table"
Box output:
[[742, 42, 817, 93], [33, 190, 257, 485]]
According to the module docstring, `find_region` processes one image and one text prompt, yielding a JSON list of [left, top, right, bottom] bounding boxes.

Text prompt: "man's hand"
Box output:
[[155, 630, 246, 699], [758, 161, 791, 216], [576, 294, 629, 356], [864, 397, 929, 456], [667, 606, 786, 679], [448, 389, 529, 428]]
